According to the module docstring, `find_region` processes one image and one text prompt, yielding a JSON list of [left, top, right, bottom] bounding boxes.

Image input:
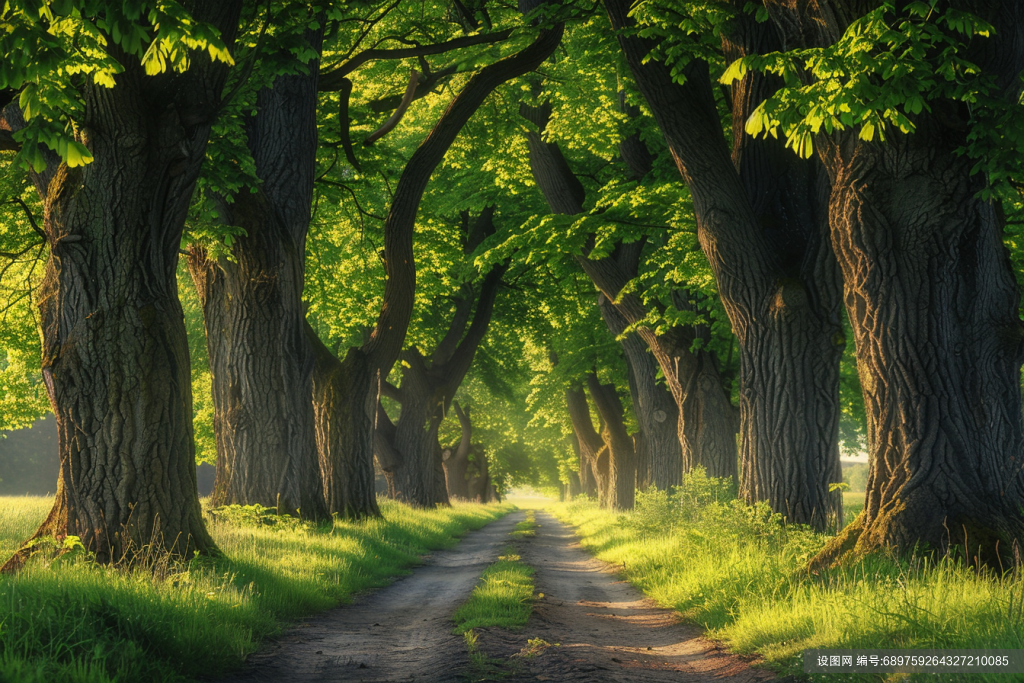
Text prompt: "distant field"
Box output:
[[843, 490, 865, 525], [0, 495, 52, 557]]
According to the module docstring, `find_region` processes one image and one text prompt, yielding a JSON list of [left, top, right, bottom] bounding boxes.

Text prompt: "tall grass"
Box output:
[[0, 496, 511, 683], [553, 470, 1024, 682]]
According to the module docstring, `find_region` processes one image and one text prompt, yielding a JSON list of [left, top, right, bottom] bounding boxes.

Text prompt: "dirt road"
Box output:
[[472, 511, 774, 682], [221, 508, 772, 683], [222, 511, 524, 683]]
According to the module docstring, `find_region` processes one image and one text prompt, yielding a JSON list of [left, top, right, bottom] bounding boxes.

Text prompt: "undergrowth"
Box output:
[[553, 468, 1024, 683], [0, 496, 511, 683]]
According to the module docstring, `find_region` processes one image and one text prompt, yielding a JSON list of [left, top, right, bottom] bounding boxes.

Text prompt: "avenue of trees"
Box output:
[[1, 0, 1023, 570]]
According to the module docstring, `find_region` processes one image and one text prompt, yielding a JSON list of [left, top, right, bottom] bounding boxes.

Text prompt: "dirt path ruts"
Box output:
[[472, 511, 775, 682], [220, 511, 525, 683]]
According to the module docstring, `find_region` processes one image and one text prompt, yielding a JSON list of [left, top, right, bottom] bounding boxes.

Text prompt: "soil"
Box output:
[[219, 509, 774, 683], [470, 511, 775, 682]]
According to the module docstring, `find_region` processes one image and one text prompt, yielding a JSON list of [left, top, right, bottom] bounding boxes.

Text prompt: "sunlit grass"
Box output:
[[0, 495, 511, 683], [510, 510, 537, 539], [453, 512, 536, 634], [553, 480, 1024, 683]]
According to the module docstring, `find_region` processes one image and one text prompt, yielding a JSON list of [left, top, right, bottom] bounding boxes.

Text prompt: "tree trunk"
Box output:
[[814, 122, 1024, 564], [587, 375, 636, 510], [466, 446, 490, 502], [598, 295, 681, 490], [762, 0, 1024, 565], [382, 368, 451, 506], [603, 0, 844, 529], [188, 193, 325, 519], [187, 34, 329, 520], [2, 3, 243, 570], [308, 334, 381, 519], [442, 402, 473, 500], [377, 211, 507, 507], [565, 387, 609, 503], [570, 432, 599, 498], [364, 20, 564, 508]]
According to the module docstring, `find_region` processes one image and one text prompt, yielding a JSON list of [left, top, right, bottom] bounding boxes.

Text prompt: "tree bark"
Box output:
[[307, 334, 382, 519], [603, 0, 845, 530], [2, 2, 244, 570], [186, 35, 328, 519], [762, 0, 1024, 566]]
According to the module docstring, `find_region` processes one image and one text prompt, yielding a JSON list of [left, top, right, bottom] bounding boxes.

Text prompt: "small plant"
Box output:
[[511, 511, 537, 539]]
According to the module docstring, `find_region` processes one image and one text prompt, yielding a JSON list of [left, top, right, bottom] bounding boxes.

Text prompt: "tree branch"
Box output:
[[9, 198, 46, 241], [364, 69, 421, 146], [361, 19, 564, 378], [318, 29, 513, 91], [336, 78, 361, 170]]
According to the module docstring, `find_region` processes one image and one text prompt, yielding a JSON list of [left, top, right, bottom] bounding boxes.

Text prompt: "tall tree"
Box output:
[[187, 19, 329, 520], [748, 0, 1024, 564], [0, 2, 242, 568], [520, 96, 732, 484], [376, 208, 507, 505], [602, 0, 845, 530], [305, 2, 564, 513]]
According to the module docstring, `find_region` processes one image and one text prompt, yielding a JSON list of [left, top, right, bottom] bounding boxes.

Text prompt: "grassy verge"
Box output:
[[551, 471, 1024, 682], [0, 496, 511, 683]]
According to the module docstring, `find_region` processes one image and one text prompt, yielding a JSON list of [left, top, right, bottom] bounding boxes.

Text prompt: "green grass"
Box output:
[[510, 510, 537, 539], [843, 491, 865, 526], [0, 495, 511, 683], [552, 472, 1024, 683], [452, 512, 536, 635]]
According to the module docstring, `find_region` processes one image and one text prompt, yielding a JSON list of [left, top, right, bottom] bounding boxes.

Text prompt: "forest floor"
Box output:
[[222, 508, 771, 683]]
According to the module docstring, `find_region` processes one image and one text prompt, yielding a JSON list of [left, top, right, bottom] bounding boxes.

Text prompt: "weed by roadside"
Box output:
[[452, 544, 535, 634]]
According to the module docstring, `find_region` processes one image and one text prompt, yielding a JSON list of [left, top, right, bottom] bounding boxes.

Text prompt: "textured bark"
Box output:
[[604, 0, 845, 530], [586, 375, 637, 510], [308, 333, 381, 519], [187, 36, 328, 519], [2, 2, 243, 570], [765, 0, 1024, 564]]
